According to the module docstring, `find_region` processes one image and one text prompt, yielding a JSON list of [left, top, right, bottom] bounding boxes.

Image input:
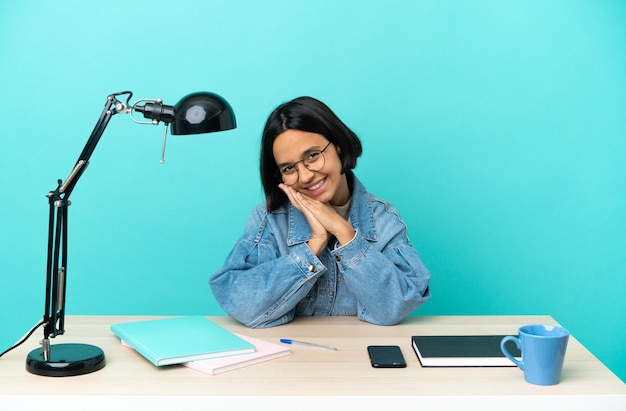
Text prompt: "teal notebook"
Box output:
[[110, 316, 255, 366]]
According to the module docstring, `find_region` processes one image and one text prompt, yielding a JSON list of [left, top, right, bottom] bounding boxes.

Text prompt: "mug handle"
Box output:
[[501, 336, 524, 370]]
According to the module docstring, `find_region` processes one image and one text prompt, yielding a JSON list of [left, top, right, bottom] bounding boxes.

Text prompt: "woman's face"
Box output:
[[273, 129, 350, 206]]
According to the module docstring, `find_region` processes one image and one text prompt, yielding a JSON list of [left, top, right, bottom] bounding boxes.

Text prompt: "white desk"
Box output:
[[1, 315, 624, 410]]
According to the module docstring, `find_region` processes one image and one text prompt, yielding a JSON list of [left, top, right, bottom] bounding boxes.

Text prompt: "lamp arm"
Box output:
[[61, 92, 132, 198], [40, 92, 132, 354]]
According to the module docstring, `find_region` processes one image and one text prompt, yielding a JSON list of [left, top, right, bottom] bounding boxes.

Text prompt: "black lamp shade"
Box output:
[[171, 92, 236, 135]]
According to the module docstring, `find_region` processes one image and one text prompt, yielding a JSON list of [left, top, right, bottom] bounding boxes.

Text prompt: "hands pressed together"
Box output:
[[279, 183, 355, 255]]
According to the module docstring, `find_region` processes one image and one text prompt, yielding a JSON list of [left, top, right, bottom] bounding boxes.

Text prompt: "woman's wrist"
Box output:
[[307, 235, 328, 255], [333, 221, 356, 246]]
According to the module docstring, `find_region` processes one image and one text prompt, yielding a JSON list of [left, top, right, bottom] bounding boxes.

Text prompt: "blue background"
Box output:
[[1, 1, 624, 382]]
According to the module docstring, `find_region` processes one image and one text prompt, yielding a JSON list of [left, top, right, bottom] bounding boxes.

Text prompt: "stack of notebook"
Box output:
[[111, 315, 290, 375]]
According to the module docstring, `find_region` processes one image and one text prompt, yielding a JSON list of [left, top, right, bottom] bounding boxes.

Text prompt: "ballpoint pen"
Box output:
[[280, 338, 338, 351]]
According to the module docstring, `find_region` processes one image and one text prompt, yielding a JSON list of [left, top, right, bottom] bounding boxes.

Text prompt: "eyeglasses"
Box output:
[[276, 141, 332, 186]]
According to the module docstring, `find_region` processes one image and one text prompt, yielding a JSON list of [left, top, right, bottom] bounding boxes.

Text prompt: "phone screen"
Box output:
[[367, 345, 407, 368]]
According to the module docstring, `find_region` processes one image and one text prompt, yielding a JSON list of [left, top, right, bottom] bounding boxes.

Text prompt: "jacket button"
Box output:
[[335, 255, 343, 261]]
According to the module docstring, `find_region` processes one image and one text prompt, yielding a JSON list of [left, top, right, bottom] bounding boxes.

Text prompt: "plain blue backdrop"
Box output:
[[1, 1, 625, 382]]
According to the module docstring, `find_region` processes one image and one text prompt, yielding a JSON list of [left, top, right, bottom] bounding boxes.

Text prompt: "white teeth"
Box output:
[[309, 179, 325, 191]]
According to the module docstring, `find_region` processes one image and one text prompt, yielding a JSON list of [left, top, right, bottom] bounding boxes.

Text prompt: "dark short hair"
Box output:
[[260, 96, 363, 211]]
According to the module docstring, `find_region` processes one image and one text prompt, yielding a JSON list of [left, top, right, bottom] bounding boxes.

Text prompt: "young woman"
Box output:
[[209, 96, 431, 328]]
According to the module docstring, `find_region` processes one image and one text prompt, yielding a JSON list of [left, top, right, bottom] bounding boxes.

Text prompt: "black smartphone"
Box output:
[[367, 345, 407, 368]]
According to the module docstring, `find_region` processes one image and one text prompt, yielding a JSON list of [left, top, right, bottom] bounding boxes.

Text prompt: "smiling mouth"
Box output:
[[307, 178, 326, 191]]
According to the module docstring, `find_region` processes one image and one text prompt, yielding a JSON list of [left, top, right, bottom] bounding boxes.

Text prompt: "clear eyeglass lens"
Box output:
[[281, 151, 325, 185]]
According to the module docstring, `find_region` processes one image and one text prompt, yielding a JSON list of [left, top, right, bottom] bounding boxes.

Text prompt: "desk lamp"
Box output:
[[24, 90, 236, 377]]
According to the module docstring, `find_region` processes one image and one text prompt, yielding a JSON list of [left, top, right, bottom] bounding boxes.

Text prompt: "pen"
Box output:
[[280, 338, 338, 351]]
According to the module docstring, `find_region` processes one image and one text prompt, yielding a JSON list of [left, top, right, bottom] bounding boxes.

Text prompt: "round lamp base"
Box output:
[[26, 343, 105, 377]]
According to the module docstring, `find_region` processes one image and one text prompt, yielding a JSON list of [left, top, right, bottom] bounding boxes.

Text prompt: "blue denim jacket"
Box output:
[[209, 173, 431, 328]]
